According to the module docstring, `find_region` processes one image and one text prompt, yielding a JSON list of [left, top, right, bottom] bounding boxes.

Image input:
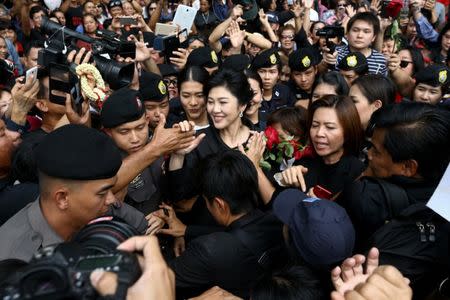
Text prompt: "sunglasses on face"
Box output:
[[164, 78, 177, 86], [400, 60, 413, 68]]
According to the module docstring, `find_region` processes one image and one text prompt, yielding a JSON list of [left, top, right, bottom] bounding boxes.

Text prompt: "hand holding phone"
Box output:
[[25, 66, 38, 85], [119, 16, 138, 26]]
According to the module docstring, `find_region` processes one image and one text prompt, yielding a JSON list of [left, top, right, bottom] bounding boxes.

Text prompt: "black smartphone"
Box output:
[[119, 17, 138, 26]]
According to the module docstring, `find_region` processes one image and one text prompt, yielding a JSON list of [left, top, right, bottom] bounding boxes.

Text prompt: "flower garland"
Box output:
[[260, 126, 314, 171], [75, 63, 107, 109]]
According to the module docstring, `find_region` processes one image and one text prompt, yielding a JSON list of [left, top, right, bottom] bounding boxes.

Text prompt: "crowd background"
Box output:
[[0, 0, 448, 299]]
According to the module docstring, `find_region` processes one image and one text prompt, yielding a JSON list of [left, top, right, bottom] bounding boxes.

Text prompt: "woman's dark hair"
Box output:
[[29, 6, 46, 19], [197, 150, 259, 214], [400, 46, 424, 75], [206, 69, 253, 107], [251, 266, 328, 300], [369, 102, 450, 182], [308, 95, 364, 157], [314, 71, 349, 96], [267, 107, 308, 143], [244, 69, 263, 91], [352, 74, 396, 106], [310, 21, 325, 34], [438, 22, 450, 48], [178, 65, 209, 91]]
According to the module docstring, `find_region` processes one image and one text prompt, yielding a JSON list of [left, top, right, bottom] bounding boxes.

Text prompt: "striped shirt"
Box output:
[[336, 45, 388, 76]]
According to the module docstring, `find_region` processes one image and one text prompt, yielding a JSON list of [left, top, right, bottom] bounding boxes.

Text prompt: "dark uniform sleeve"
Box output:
[[112, 203, 148, 234]]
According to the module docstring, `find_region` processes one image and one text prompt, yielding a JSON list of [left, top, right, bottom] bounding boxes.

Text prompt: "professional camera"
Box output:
[[0, 219, 141, 300], [38, 17, 135, 90], [317, 26, 345, 53]]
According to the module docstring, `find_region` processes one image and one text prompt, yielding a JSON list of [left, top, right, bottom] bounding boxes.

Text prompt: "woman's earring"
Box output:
[[239, 111, 243, 118]]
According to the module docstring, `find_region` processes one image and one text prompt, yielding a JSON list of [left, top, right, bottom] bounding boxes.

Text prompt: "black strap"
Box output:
[[370, 178, 410, 220]]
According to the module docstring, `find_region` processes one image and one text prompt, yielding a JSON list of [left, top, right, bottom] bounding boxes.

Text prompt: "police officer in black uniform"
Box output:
[[251, 48, 295, 122], [287, 47, 321, 109]]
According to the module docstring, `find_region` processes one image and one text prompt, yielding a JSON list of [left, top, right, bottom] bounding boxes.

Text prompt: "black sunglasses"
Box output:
[[399, 60, 412, 68], [164, 78, 178, 86]]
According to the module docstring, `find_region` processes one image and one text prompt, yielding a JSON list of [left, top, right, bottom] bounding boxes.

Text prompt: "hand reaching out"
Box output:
[[331, 247, 380, 296], [238, 132, 265, 168], [153, 203, 187, 237]]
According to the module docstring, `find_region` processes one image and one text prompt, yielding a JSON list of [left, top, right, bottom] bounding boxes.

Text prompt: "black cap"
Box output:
[[232, 0, 258, 21], [415, 65, 450, 87], [273, 189, 355, 266], [222, 54, 251, 72], [139, 71, 168, 102], [158, 64, 178, 77], [35, 124, 122, 180], [101, 87, 145, 128], [251, 48, 280, 70], [186, 46, 219, 69], [288, 47, 319, 72], [338, 52, 368, 72]]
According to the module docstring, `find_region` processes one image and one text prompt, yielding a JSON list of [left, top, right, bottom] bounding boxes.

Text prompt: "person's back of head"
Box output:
[[369, 102, 450, 182], [251, 265, 329, 300], [197, 150, 259, 215], [352, 74, 396, 107]]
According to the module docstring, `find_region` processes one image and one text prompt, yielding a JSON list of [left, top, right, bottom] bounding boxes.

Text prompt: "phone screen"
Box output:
[[120, 17, 138, 25]]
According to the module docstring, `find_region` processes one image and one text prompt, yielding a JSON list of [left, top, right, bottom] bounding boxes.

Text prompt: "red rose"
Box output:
[[264, 126, 279, 150], [385, 0, 403, 19], [301, 145, 315, 158]]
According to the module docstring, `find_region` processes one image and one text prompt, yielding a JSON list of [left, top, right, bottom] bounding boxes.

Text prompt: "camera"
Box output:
[[38, 17, 135, 90], [0, 219, 141, 300], [317, 26, 345, 53]]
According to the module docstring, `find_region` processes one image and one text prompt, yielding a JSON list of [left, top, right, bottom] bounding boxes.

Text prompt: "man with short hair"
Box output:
[[323, 12, 387, 76], [338, 102, 450, 242], [23, 41, 44, 70]]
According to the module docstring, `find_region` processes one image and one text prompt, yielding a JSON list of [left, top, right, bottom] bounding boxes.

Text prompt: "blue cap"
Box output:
[[266, 12, 279, 24], [273, 189, 355, 266]]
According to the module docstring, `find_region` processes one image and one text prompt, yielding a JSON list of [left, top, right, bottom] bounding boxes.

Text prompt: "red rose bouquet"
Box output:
[[260, 126, 314, 170]]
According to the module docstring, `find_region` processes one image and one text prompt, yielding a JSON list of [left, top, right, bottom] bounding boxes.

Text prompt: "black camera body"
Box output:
[[38, 17, 135, 90], [0, 219, 141, 300], [317, 26, 345, 53]]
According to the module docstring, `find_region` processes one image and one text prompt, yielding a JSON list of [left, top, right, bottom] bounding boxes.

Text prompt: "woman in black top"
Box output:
[[277, 95, 365, 198]]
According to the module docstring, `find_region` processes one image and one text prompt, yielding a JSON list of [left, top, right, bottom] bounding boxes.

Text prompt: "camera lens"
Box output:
[[72, 219, 139, 254]]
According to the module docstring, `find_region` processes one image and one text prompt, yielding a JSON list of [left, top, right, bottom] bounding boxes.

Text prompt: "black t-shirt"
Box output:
[[295, 155, 365, 196]]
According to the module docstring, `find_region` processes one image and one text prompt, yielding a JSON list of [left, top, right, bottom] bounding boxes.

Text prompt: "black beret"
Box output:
[[288, 47, 319, 72], [35, 124, 122, 180], [338, 52, 368, 72], [251, 48, 280, 70], [415, 65, 450, 87], [158, 64, 178, 77], [101, 87, 145, 128], [139, 71, 168, 102], [186, 46, 219, 68], [222, 54, 251, 72]]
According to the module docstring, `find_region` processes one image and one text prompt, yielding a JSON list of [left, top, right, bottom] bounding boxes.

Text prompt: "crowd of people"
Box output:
[[0, 0, 448, 298]]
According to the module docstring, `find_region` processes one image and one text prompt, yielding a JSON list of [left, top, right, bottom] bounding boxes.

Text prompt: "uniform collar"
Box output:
[[27, 199, 64, 248]]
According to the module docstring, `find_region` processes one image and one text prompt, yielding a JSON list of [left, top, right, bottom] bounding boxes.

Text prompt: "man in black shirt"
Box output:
[[168, 151, 285, 299], [338, 103, 450, 243]]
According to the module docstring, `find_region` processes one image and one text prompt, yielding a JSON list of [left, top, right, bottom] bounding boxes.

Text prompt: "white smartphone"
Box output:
[[173, 4, 197, 34], [155, 22, 178, 36], [26, 66, 38, 84]]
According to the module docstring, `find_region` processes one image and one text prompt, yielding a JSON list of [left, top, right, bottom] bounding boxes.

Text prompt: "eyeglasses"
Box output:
[[280, 35, 294, 40], [163, 78, 177, 86], [399, 60, 413, 68]]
